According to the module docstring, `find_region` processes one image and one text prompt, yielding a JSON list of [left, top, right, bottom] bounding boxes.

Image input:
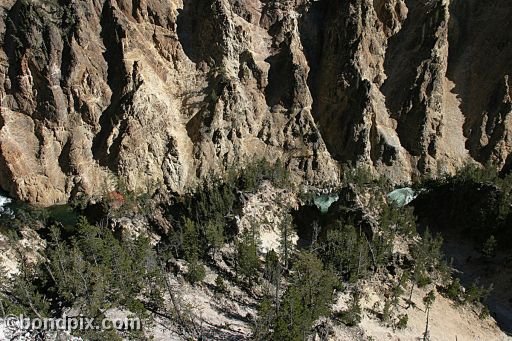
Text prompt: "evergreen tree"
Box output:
[[422, 290, 436, 341], [186, 257, 206, 285], [273, 252, 338, 340], [340, 289, 362, 326], [264, 249, 280, 284], [279, 214, 294, 270], [445, 278, 462, 303], [1, 216, 162, 339], [320, 222, 370, 281], [411, 228, 444, 287], [236, 229, 260, 283], [481, 235, 497, 259], [182, 218, 200, 261], [253, 296, 275, 341], [264, 249, 282, 314], [214, 276, 227, 294], [205, 219, 225, 255]]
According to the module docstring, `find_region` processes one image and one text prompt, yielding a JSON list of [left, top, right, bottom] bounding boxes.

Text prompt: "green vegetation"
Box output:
[[264, 249, 281, 284], [182, 218, 201, 261], [253, 296, 275, 340], [419, 163, 512, 246], [163, 158, 291, 268], [239, 158, 290, 192], [479, 306, 490, 320], [0, 217, 160, 339], [396, 313, 408, 329], [416, 163, 511, 317], [380, 204, 417, 236], [279, 214, 294, 270], [481, 235, 497, 259], [320, 223, 370, 282], [317, 198, 408, 283], [342, 165, 392, 192], [338, 290, 362, 327], [272, 252, 338, 340], [236, 228, 260, 284], [0, 160, 505, 339], [186, 257, 206, 284], [464, 281, 493, 305], [445, 278, 463, 303], [422, 290, 436, 341], [411, 228, 444, 287], [214, 275, 227, 294]]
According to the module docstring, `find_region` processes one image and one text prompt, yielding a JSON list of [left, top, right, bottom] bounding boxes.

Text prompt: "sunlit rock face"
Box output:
[[0, 0, 511, 205]]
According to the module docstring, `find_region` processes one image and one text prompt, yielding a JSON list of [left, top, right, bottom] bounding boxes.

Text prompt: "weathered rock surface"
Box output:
[[0, 0, 511, 205]]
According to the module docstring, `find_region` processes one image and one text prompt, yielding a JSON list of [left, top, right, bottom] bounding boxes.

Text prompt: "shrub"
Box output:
[[215, 276, 227, 294], [479, 306, 490, 320], [396, 314, 408, 329], [464, 281, 493, 305], [445, 278, 463, 303], [186, 258, 206, 285]]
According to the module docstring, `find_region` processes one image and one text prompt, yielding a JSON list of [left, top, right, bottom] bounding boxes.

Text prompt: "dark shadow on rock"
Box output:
[[92, 1, 131, 170], [298, 0, 373, 163], [411, 181, 512, 334], [176, 0, 227, 66], [264, 42, 294, 109], [381, 0, 444, 157], [446, 0, 512, 166]]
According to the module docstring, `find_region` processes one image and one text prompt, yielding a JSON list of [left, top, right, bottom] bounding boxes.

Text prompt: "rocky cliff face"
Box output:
[[0, 0, 511, 205]]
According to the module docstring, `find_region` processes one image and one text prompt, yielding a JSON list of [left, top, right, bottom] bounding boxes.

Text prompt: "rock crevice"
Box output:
[[0, 0, 511, 205]]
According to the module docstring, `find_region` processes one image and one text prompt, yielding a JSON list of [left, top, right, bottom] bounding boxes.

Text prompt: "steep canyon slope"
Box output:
[[0, 0, 511, 205]]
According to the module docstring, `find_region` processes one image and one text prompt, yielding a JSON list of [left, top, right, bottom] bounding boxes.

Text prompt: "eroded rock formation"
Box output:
[[0, 0, 511, 205]]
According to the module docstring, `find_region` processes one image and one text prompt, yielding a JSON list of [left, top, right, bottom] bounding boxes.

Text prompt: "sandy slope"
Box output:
[[357, 284, 509, 341]]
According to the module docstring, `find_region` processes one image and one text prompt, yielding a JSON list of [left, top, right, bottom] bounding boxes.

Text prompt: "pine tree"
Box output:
[[481, 235, 497, 259], [340, 289, 362, 326], [186, 257, 206, 285], [273, 252, 338, 340], [279, 214, 294, 269], [422, 290, 436, 341], [321, 222, 369, 281], [411, 228, 444, 288], [214, 275, 227, 294], [182, 218, 200, 261], [205, 219, 225, 256], [264, 249, 282, 315], [310, 220, 321, 251], [446, 278, 462, 303], [236, 229, 260, 283]]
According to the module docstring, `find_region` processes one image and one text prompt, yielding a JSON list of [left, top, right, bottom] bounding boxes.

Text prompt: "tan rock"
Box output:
[[0, 0, 510, 205]]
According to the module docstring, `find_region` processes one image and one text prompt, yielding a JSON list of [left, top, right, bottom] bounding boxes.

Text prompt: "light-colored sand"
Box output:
[[356, 283, 509, 341]]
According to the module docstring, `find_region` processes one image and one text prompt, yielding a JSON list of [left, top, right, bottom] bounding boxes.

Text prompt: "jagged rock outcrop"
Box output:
[[0, 0, 511, 205]]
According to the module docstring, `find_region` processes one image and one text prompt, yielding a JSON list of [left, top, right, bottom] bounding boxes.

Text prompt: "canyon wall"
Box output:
[[0, 0, 510, 205]]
